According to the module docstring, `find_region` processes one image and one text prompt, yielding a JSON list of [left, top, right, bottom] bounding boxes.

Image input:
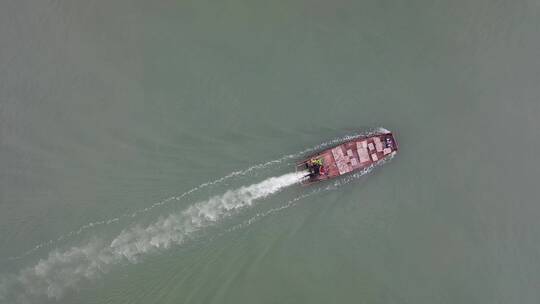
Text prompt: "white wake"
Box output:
[[0, 172, 306, 303], [14, 129, 381, 259]]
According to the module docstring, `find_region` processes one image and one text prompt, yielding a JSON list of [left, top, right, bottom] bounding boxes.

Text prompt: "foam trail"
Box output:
[[12, 129, 381, 259], [0, 172, 306, 303], [12, 154, 306, 259]]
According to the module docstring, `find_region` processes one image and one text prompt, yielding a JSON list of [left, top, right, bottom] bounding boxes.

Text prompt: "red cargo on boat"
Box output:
[[296, 130, 398, 184]]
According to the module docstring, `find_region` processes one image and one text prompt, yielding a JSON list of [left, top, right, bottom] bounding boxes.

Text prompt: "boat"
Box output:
[[296, 130, 398, 184]]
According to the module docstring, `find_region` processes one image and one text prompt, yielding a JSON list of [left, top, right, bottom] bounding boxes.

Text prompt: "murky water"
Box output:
[[1, 0, 539, 303]]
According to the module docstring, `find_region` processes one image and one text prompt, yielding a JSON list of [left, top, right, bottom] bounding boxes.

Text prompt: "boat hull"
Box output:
[[297, 131, 398, 184]]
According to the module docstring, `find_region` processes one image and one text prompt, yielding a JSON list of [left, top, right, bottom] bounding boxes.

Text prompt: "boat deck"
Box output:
[[297, 133, 397, 184]]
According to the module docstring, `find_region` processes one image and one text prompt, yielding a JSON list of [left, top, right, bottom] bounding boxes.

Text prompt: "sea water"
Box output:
[[1, 0, 540, 303]]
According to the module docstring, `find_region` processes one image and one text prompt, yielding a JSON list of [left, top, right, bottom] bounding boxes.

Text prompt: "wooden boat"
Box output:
[[296, 130, 398, 184]]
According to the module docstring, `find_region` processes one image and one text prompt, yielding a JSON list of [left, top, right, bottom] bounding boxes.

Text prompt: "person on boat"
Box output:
[[319, 163, 326, 175], [309, 158, 322, 167], [307, 158, 323, 178]]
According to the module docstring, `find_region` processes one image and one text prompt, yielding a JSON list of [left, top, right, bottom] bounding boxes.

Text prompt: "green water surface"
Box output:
[[1, 0, 539, 303]]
